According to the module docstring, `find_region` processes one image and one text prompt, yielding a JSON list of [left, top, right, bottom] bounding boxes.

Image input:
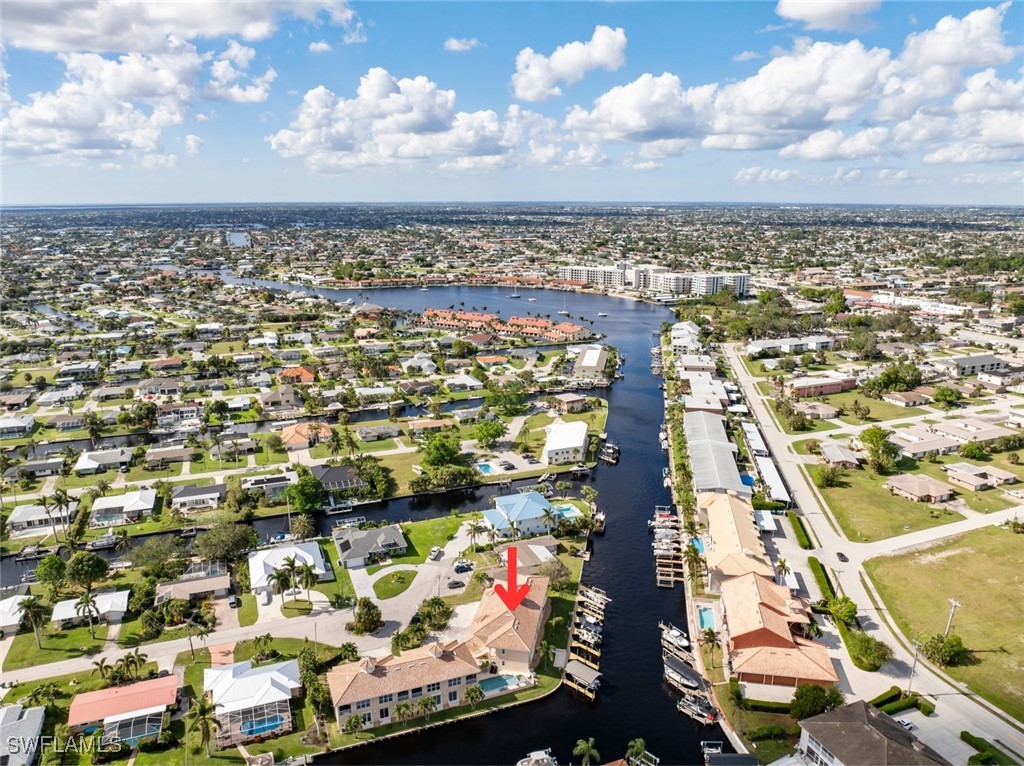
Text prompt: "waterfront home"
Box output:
[[171, 483, 227, 512], [3, 457, 63, 480], [883, 474, 955, 503], [541, 421, 588, 465], [698, 492, 774, 591], [0, 415, 34, 439], [280, 366, 316, 384], [466, 575, 549, 674], [327, 641, 480, 729], [495, 536, 560, 574], [47, 413, 85, 431], [156, 402, 201, 427], [259, 384, 302, 411], [51, 589, 129, 627], [0, 704, 46, 766], [333, 524, 407, 568], [74, 447, 132, 474], [211, 437, 259, 459], [355, 424, 401, 442], [90, 489, 157, 527], [144, 446, 196, 468], [482, 492, 553, 539], [67, 676, 178, 746], [7, 500, 78, 535], [554, 393, 588, 413], [248, 542, 330, 597], [281, 421, 331, 450], [155, 567, 231, 606], [241, 471, 298, 500], [444, 373, 484, 391], [204, 659, 302, 748], [311, 464, 366, 494], [352, 385, 396, 402], [571, 344, 609, 379]]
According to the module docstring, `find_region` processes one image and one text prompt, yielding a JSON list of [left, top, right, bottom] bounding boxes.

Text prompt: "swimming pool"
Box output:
[[740, 474, 755, 487], [479, 674, 519, 693], [698, 606, 716, 631], [477, 463, 495, 475], [241, 715, 285, 737], [553, 504, 583, 521], [691, 538, 705, 554]]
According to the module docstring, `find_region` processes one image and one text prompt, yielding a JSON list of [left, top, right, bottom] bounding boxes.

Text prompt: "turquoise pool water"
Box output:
[[741, 474, 755, 487], [479, 674, 518, 693], [553, 504, 583, 521], [477, 463, 494, 475], [698, 606, 716, 630], [242, 715, 285, 737], [691, 538, 705, 554]]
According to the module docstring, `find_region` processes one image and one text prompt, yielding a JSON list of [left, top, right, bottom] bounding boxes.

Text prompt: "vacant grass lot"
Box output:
[[4, 621, 109, 670], [865, 526, 1024, 723], [824, 390, 928, 424], [807, 463, 965, 542]]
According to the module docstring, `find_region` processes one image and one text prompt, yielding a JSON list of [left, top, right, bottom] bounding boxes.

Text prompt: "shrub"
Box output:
[[918, 699, 936, 716], [748, 725, 788, 741], [880, 696, 920, 715], [845, 629, 894, 671], [807, 557, 836, 600], [788, 511, 814, 550], [752, 496, 787, 511], [868, 686, 903, 707], [960, 732, 1017, 766], [791, 684, 845, 720], [728, 677, 746, 710], [746, 699, 793, 714]]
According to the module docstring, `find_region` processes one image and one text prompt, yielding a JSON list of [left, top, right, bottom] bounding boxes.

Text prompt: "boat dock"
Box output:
[[565, 586, 610, 699], [564, 659, 601, 701], [651, 505, 686, 588]]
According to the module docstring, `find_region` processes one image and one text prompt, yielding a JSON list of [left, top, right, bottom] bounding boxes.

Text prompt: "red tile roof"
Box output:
[[68, 675, 179, 727]]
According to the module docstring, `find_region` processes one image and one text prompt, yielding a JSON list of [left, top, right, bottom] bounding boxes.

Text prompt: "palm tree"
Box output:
[[53, 488, 72, 537], [701, 627, 722, 669], [464, 684, 485, 709], [91, 656, 112, 680], [683, 544, 704, 582], [127, 648, 148, 678], [537, 639, 555, 672], [394, 701, 415, 727], [297, 563, 319, 602], [541, 505, 557, 535], [343, 713, 364, 736], [18, 596, 48, 650], [84, 412, 104, 448], [185, 696, 221, 757], [327, 428, 345, 460], [76, 591, 99, 640], [508, 519, 520, 542], [581, 486, 598, 508], [417, 695, 437, 721], [114, 528, 133, 555], [573, 737, 600, 766], [210, 432, 223, 470], [291, 513, 315, 541], [626, 738, 648, 766], [40, 495, 61, 544], [27, 681, 62, 710], [186, 621, 211, 661], [268, 569, 292, 608], [95, 478, 112, 497], [281, 555, 300, 586], [774, 557, 791, 581], [466, 520, 484, 553]]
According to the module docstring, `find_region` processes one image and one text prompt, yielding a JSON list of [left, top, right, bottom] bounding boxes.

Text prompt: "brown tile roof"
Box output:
[[68, 675, 179, 727], [327, 641, 478, 706], [722, 573, 810, 644], [466, 576, 548, 656], [731, 636, 838, 684]]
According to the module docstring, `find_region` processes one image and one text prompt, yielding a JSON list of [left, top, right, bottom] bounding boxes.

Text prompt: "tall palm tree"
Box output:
[[95, 478, 112, 497], [464, 684, 485, 709], [541, 506, 557, 535], [18, 596, 48, 650], [76, 591, 99, 640], [210, 432, 223, 470], [291, 513, 316, 541], [508, 519, 520, 542], [537, 640, 555, 672], [774, 557, 791, 580], [683, 544, 704, 581], [92, 656, 112, 680], [268, 569, 292, 608], [129, 648, 149, 679], [27, 681, 62, 710], [84, 412, 104, 448], [186, 622, 211, 661], [114, 528, 133, 555], [701, 627, 722, 669], [185, 697, 221, 757], [573, 737, 600, 766], [626, 738, 648, 766], [281, 554, 300, 589], [40, 495, 61, 544], [297, 563, 319, 603], [53, 487, 72, 537], [466, 520, 484, 553]]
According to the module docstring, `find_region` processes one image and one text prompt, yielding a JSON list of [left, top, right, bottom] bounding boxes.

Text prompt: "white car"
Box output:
[[895, 718, 914, 731], [429, 546, 443, 560]]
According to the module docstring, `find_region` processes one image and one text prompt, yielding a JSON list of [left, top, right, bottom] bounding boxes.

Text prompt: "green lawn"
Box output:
[[237, 593, 259, 627], [371, 570, 417, 599], [313, 541, 355, 606], [282, 599, 314, 617], [387, 513, 475, 566], [908, 456, 1016, 514], [824, 390, 927, 424], [865, 526, 1024, 723], [771, 402, 839, 435], [3, 621, 109, 670], [807, 463, 965, 542]]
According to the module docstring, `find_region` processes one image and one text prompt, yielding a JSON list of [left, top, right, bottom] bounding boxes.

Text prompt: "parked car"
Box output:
[[429, 546, 443, 560], [227, 595, 239, 608], [447, 580, 465, 589], [837, 552, 849, 563], [895, 719, 914, 731], [454, 564, 472, 574]]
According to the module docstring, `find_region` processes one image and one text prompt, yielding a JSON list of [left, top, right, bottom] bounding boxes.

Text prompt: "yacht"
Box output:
[[517, 750, 557, 766], [508, 285, 521, 298], [593, 511, 607, 533], [86, 532, 119, 551], [419, 287, 429, 291], [660, 621, 690, 650]]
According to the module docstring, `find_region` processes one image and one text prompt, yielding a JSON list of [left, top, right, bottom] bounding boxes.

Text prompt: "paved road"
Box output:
[[723, 342, 1024, 764]]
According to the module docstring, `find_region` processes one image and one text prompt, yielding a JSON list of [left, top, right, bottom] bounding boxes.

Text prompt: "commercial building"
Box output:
[[683, 412, 750, 496]]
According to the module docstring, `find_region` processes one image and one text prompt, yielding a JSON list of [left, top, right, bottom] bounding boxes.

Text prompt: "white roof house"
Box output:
[[90, 489, 157, 527], [51, 590, 130, 624], [0, 415, 35, 437], [8, 500, 79, 532], [542, 421, 589, 465], [0, 704, 46, 766], [204, 659, 302, 714], [247, 541, 328, 594], [74, 448, 132, 473], [0, 594, 28, 635]]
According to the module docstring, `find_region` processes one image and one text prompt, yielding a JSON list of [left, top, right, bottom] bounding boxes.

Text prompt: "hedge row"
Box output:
[[868, 686, 903, 707], [746, 699, 793, 714], [919, 699, 936, 716], [788, 511, 814, 550], [880, 695, 921, 715], [807, 557, 836, 600], [749, 725, 789, 741], [961, 732, 1017, 766]]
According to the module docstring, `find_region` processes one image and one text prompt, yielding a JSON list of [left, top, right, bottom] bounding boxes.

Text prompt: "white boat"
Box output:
[[571, 463, 590, 474], [661, 621, 691, 650], [558, 310, 571, 316], [86, 532, 119, 551], [419, 287, 429, 291], [597, 312, 607, 317], [508, 286, 521, 298], [517, 749, 558, 766], [528, 297, 537, 301]]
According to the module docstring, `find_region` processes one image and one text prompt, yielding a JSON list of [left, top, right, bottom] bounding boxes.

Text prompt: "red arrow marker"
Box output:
[[495, 546, 530, 612]]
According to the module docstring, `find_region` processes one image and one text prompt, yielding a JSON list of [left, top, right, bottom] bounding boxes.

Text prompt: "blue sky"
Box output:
[[2, 1, 1022, 205]]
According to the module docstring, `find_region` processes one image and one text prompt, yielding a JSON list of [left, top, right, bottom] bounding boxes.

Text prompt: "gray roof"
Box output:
[[0, 705, 46, 766], [172, 483, 227, 500], [683, 412, 748, 495], [565, 659, 602, 685], [334, 524, 406, 562], [801, 702, 950, 765]]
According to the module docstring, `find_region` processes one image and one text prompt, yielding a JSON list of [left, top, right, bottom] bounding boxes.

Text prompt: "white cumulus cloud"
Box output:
[[775, 0, 881, 31], [444, 37, 483, 52], [308, 40, 332, 54], [512, 25, 626, 102], [778, 127, 888, 160], [735, 166, 800, 183], [203, 41, 276, 102], [732, 51, 761, 62], [184, 134, 203, 154]]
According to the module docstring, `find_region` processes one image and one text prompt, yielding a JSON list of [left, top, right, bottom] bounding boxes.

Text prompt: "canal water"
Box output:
[[9, 283, 731, 763]]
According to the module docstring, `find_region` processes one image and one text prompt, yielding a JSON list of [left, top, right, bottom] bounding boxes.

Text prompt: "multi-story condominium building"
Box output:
[[556, 265, 625, 288]]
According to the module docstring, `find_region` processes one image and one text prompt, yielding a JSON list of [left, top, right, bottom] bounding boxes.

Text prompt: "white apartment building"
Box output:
[[556, 265, 625, 288]]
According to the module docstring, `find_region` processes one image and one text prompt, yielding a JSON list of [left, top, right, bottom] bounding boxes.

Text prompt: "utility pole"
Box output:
[[907, 640, 923, 695], [944, 599, 961, 638]]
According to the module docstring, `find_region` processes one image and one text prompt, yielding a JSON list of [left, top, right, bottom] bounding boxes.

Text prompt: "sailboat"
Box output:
[[557, 294, 570, 316], [508, 284, 521, 298]]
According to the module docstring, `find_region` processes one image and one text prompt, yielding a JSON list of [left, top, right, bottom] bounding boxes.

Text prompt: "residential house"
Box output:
[[571, 345, 609, 379], [776, 701, 950, 766], [67, 676, 179, 746], [35, 385, 84, 407], [280, 421, 331, 450], [0, 590, 29, 637], [482, 492, 554, 539], [0, 704, 46, 766], [887, 426, 961, 459], [465, 575, 549, 673], [784, 375, 856, 399], [47, 413, 85, 431], [3, 457, 63, 480], [51, 590, 129, 626], [407, 418, 454, 437], [280, 366, 315, 385], [881, 391, 930, 407], [793, 401, 841, 420], [553, 393, 588, 413], [74, 447, 132, 474], [248, 542, 330, 597], [258, 385, 302, 412], [7, 500, 78, 535], [171, 483, 227, 512], [149, 357, 183, 372], [0, 415, 34, 439], [943, 463, 1016, 491], [930, 418, 1015, 445], [494, 536, 560, 574], [156, 402, 201, 427], [155, 564, 232, 605], [90, 489, 157, 527], [698, 492, 773, 590], [820, 443, 861, 469], [242, 472, 298, 500], [57, 360, 101, 381], [355, 424, 401, 442], [444, 373, 484, 392], [311, 464, 366, 494], [136, 377, 182, 397], [333, 524, 408, 568], [144, 446, 196, 468], [352, 385, 396, 401], [0, 391, 34, 410], [204, 659, 303, 748], [401, 353, 438, 375], [327, 641, 480, 730], [884, 474, 955, 503], [541, 421, 588, 465]]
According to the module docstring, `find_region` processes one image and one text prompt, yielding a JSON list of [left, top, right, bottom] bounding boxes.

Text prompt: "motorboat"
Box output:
[[570, 463, 590, 474], [661, 622, 690, 650], [20, 570, 38, 584], [14, 545, 48, 561], [597, 312, 608, 317], [517, 749, 557, 766], [528, 297, 537, 302], [86, 532, 119, 551], [593, 511, 606, 532], [577, 613, 603, 634]]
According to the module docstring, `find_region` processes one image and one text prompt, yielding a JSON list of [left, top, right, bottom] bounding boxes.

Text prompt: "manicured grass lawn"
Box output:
[[123, 462, 186, 484], [372, 570, 417, 599], [388, 513, 475, 566], [825, 391, 928, 425], [282, 599, 314, 617], [118, 619, 194, 648], [3, 621, 109, 670], [865, 526, 1024, 723], [61, 470, 121, 489], [237, 593, 259, 627], [312, 541, 355, 606], [807, 463, 965, 542], [771, 401, 839, 435]]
